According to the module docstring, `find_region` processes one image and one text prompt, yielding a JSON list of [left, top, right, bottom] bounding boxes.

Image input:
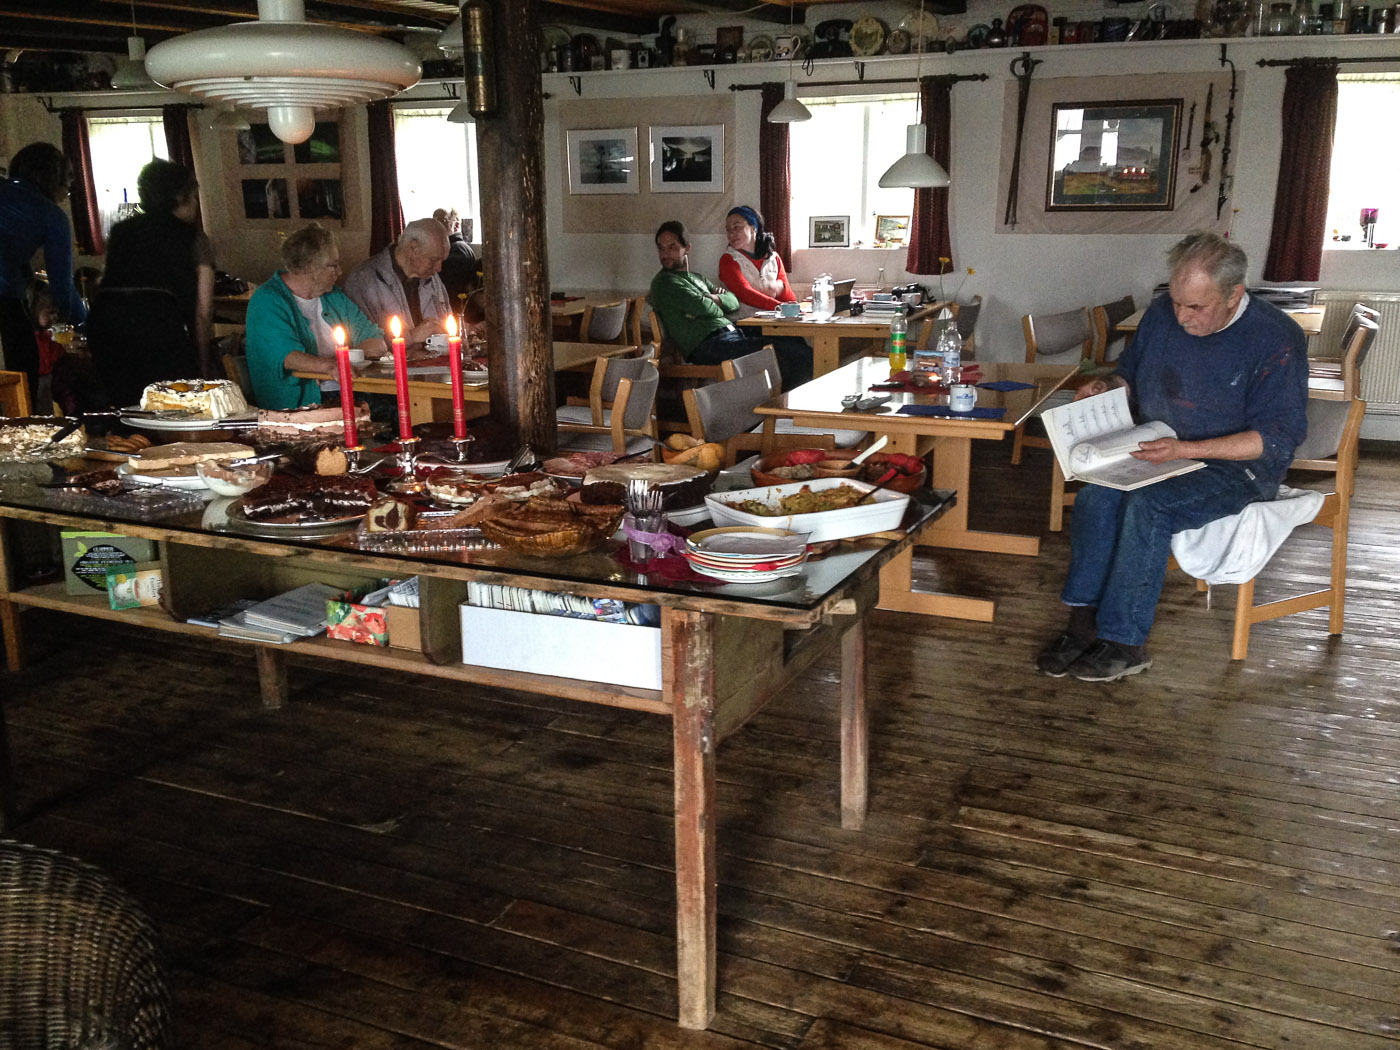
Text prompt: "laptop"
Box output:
[[832, 278, 856, 313]]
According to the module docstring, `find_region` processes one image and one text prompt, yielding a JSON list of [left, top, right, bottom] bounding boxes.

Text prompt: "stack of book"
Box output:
[[466, 581, 658, 626], [217, 582, 343, 644], [860, 293, 902, 316]]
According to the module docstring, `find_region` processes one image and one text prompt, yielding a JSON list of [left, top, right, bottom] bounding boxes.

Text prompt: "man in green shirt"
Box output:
[[648, 221, 812, 390]]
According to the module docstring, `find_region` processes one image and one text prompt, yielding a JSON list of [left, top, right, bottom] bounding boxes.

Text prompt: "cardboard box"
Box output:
[[61, 531, 157, 595], [106, 562, 162, 610], [460, 604, 662, 690]]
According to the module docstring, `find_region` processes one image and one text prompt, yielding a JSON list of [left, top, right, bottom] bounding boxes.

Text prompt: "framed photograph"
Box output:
[[566, 127, 639, 195], [1047, 99, 1182, 211], [236, 125, 285, 165], [293, 122, 340, 164], [874, 214, 910, 246], [649, 124, 724, 193], [809, 215, 851, 248]]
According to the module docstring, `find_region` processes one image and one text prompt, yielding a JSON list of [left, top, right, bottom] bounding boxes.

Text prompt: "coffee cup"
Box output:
[[949, 383, 978, 413], [346, 347, 366, 366], [779, 302, 802, 318], [425, 333, 448, 352]]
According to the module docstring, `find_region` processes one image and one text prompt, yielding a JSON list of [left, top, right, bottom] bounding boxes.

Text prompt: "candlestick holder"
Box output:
[[343, 444, 367, 474], [448, 435, 474, 464], [391, 435, 426, 493]]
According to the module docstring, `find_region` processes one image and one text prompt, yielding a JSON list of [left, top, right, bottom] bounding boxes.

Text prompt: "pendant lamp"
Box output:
[[145, 0, 421, 144], [766, 2, 811, 124], [111, 2, 157, 90], [876, 0, 950, 189]]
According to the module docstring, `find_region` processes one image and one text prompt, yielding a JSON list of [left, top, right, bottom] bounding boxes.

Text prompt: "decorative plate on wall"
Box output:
[[850, 16, 887, 56], [899, 10, 940, 50], [886, 27, 912, 53], [745, 34, 775, 61]]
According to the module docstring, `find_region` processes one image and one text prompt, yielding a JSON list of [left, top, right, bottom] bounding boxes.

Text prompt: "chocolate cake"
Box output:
[[257, 402, 371, 438], [240, 474, 377, 522]]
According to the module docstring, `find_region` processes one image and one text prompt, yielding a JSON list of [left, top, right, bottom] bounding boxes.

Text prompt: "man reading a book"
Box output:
[[1036, 232, 1309, 682]]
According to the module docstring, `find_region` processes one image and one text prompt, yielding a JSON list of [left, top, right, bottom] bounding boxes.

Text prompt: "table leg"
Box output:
[[665, 608, 717, 1029], [255, 647, 288, 709], [840, 620, 867, 830], [0, 523, 23, 673], [811, 334, 841, 377], [920, 437, 1041, 557]]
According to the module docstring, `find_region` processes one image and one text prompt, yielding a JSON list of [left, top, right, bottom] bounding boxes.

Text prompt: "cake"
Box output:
[[581, 463, 711, 511], [139, 379, 248, 419], [240, 474, 377, 522], [127, 441, 254, 472], [257, 402, 372, 439], [366, 495, 416, 532], [0, 419, 87, 461]]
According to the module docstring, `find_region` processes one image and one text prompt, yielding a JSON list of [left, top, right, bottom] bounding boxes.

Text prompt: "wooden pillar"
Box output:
[[471, 0, 555, 453]]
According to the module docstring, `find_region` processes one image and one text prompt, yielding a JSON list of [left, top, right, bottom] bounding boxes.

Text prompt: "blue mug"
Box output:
[[779, 302, 802, 318]]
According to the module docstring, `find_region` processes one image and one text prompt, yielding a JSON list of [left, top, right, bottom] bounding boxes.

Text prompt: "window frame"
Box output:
[[390, 100, 482, 242]]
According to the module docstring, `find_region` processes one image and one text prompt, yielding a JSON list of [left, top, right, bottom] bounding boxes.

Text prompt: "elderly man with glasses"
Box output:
[[344, 217, 452, 353]]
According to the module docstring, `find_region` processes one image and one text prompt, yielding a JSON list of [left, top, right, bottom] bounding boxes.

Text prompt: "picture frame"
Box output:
[[1046, 98, 1182, 211], [809, 215, 851, 248], [873, 214, 910, 246], [566, 127, 639, 195], [648, 124, 724, 193]]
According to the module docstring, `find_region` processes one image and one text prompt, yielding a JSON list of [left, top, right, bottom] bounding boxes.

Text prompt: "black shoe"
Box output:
[[1068, 640, 1152, 682], [1035, 632, 1093, 677]]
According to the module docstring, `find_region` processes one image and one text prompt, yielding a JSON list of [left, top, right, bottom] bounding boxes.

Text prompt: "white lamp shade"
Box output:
[[447, 101, 474, 124], [439, 15, 463, 55], [111, 36, 157, 90], [878, 124, 950, 189], [145, 0, 420, 144], [768, 81, 811, 123]]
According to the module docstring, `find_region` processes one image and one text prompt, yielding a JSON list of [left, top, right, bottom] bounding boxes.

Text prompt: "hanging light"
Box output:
[[877, 0, 950, 189], [145, 0, 421, 144], [207, 104, 251, 131], [438, 15, 463, 55], [111, 2, 157, 90], [446, 101, 473, 123], [767, 1, 811, 124]]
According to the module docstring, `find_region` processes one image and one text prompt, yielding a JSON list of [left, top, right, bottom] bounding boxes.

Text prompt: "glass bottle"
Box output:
[[937, 318, 962, 386], [888, 307, 907, 373], [811, 274, 835, 321]]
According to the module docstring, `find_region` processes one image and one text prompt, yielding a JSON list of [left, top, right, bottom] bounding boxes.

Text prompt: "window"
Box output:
[[393, 105, 481, 241], [234, 120, 343, 222], [789, 94, 919, 248], [1324, 74, 1399, 251], [86, 114, 169, 237]]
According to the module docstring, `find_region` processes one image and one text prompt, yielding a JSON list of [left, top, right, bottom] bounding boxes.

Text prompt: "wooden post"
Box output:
[[471, 0, 556, 453]]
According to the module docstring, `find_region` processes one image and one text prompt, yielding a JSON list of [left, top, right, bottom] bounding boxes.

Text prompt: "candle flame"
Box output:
[[444, 314, 458, 337], [389, 315, 403, 338], [332, 325, 346, 347]]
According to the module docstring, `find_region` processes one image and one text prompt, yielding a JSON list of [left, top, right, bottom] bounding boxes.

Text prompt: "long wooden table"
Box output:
[[1117, 304, 1326, 337], [0, 476, 950, 1029], [737, 302, 941, 377], [296, 341, 635, 423], [756, 358, 1078, 622]]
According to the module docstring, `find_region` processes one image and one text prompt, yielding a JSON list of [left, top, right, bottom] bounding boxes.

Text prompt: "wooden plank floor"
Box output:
[[4, 440, 1400, 1049]]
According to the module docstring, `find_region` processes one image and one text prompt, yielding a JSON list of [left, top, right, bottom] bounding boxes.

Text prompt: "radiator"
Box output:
[[1310, 290, 1400, 406]]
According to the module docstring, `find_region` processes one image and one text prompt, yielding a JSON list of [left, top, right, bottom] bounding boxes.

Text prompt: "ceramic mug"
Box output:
[[425, 333, 449, 352], [346, 347, 366, 366], [779, 302, 802, 318], [949, 383, 978, 413]]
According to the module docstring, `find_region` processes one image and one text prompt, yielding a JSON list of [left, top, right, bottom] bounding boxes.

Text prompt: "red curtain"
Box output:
[[366, 100, 404, 253], [758, 82, 793, 265], [59, 109, 103, 255], [162, 104, 196, 170], [1263, 63, 1339, 282], [905, 76, 953, 276]]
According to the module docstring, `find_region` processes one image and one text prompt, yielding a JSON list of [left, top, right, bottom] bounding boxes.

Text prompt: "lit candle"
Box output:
[[388, 314, 413, 442], [445, 314, 467, 440], [332, 326, 358, 448]]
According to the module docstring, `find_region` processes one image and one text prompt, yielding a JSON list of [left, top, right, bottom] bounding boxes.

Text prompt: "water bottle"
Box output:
[[811, 274, 835, 321], [938, 319, 962, 386], [888, 307, 907, 373]]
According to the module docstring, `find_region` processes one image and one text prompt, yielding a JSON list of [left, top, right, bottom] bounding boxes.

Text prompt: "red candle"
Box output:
[[444, 314, 467, 440], [332, 326, 358, 448], [388, 315, 413, 442]]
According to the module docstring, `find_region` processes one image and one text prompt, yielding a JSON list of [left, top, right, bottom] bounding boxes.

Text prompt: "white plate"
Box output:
[[687, 526, 808, 557], [665, 503, 711, 527], [227, 503, 365, 531], [688, 562, 806, 584], [705, 478, 909, 543], [419, 456, 511, 476], [120, 412, 255, 431], [117, 461, 211, 491]]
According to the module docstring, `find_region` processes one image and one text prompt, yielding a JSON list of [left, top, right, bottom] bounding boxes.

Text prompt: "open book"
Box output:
[[1042, 385, 1205, 491]]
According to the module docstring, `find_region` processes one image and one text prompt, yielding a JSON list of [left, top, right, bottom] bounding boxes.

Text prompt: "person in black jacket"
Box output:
[[433, 207, 479, 304]]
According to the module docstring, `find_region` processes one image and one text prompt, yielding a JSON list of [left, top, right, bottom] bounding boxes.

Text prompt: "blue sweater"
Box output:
[[0, 178, 87, 321], [1118, 293, 1309, 485]]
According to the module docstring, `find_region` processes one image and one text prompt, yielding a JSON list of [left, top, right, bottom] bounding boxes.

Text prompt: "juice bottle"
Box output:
[[888, 307, 907, 373]]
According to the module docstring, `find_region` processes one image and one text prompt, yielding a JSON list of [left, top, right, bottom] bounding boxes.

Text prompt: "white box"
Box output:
[[460, 604, 662, 690], [704, 477, 909, 542]]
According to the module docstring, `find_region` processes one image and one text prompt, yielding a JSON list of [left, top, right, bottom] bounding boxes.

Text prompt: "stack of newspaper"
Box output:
[[218, 582, 343, 644]]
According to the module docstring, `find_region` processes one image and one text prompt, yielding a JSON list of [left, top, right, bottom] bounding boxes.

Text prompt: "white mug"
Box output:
[[425, 333, 449, 352], [345, 347, 366, 366], [949, 383, 977, 413]]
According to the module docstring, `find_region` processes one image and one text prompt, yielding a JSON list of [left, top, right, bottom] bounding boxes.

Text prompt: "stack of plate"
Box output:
[[682, 526, 809, 584]]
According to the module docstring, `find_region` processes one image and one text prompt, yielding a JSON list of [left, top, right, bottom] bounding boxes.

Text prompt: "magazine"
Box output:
[[1042, 386, 1205, 492]]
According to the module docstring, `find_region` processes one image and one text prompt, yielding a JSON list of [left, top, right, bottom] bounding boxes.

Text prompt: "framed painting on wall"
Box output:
[[810, 215, 851, 247], [566, 128, 639, 195], [873, 214, 910, 246], [1046, 99, 1182, 211], [648, 124, 724, 193]]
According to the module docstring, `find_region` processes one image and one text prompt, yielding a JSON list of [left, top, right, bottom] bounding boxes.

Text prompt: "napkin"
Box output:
[[897, 405, 1006, 420], [977, 380, 1036, 392]]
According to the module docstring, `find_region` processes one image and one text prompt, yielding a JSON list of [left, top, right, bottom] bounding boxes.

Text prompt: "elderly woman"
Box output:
[[717, 205, 798, 320], [0, 142, 86, 403], [86, 159, 213, 406], [245, 223, 385, 410]]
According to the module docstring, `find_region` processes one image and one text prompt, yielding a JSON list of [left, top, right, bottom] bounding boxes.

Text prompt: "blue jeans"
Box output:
[[1062, 462, 1275, 646], [689, 327, 813, 390]]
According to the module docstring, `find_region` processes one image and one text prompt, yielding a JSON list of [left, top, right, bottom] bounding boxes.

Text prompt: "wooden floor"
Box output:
[[5, 441, 1400, 1050]]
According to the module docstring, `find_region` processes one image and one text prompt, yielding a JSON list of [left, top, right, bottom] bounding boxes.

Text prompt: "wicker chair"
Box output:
[[0, 840, 172, 1050]]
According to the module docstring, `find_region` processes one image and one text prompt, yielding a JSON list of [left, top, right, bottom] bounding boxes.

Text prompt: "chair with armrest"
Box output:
[[1172, 394, 1366, 659], [682, 371, 835, 467], [0, 370, 33, 417], [576, 300, 628, 344], [649, 309, 727, 433], [556, 350, 660, 457], [1091, 294, 1136, 364], [221, 352, 255, 402], [1309, 308, 1379, 401], [720, 347, 868, 448], [625, 294, 649, 347], [1011, 306, 1093, 465]]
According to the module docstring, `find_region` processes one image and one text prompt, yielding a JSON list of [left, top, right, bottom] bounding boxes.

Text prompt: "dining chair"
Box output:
[[0, 370, 32, 417], [624, 294, 649, 347], [221, 353, 255, 402], [1011, 306, 1093, 466], [955, 294, 982, 359], [556, 350, 660, 456], [1090, 293, 1136, 364], [682, 371, 835, 467], [577, 300, 628, 344], [648, 309, 728, 433], [720, 347, 868, 448], [1309, 306, 1380, 400]]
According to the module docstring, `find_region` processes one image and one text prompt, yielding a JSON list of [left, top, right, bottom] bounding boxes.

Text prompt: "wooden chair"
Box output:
[[1308, 307, 1379, 401], [0, 370, 32, 417], [556, 350, 660, 457], [1091, 294, 1136, 364], [649, 309, 727, 433], [1176, 395, 1366, 659], [221, 353, 255, 402], [576, 300, 628, 344], [624, 294, 649, 347], [955, 294, 982, 359], [1011, 306, 1092, 466], [682, 371, 833, 467], [720, 347, 868, 449]]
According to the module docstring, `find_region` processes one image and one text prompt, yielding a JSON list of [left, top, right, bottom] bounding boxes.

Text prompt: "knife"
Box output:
[[36, 416, 85, 449]]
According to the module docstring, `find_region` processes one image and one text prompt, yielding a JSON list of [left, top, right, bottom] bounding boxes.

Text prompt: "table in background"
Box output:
[[213, 287, 256, 325], [550, 290, 642, 339], [737, 302, 941, 378], [755, 358, 1078, 622], [1117, 304, 1326, 338]]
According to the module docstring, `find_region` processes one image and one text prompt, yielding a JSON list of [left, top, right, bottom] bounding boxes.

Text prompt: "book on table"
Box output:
[[1042, 385, 1205, 492]]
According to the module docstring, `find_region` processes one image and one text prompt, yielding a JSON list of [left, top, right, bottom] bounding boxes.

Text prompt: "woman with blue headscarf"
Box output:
[[718, 205, 797, 320]]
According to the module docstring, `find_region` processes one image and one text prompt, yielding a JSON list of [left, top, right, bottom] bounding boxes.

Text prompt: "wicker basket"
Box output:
[[478, 508, 623, 557], [0, 840, 172, 1050]]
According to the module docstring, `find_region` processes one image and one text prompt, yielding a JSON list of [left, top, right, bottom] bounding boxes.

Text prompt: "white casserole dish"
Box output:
[[704, 477, 909, 543]]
